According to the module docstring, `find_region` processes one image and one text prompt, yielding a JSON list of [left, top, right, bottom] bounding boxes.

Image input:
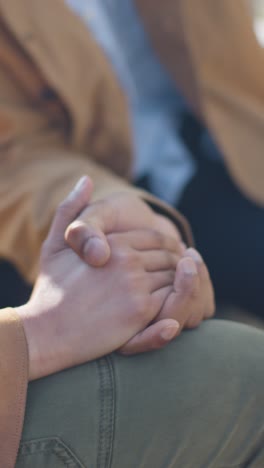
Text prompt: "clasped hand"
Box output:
[[17, 176, 214, 380], [64, 178, 215, 354]]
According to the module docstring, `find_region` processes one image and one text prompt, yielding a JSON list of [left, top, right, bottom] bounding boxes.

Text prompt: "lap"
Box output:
[[16, 320, 264, 468]]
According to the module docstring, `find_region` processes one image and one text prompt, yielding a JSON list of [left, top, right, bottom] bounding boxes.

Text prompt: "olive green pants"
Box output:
[[16, 320, 264, 468]]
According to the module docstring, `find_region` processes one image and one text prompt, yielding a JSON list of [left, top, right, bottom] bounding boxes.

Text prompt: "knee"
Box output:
[[180, 319, 264, 389]]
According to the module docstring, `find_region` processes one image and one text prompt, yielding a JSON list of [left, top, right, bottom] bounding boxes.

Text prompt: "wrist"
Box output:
[[15, 302, 45, 381]]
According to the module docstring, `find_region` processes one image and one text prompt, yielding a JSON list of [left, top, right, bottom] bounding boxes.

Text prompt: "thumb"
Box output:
[[118, 319, 180, 355], [46, 176, 93, 252], [65, 199, 115, 267], [65, 218, 111, 267]]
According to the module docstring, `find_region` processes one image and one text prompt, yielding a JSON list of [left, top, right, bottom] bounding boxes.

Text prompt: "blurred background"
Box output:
[[1, 0, 264, 331], [252, 0, 264, 45]]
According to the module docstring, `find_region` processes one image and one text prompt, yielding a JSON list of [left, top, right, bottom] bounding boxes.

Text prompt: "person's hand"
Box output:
[[65, 192, 184, 267], [15, 177, 184, 380], [64, 190, 215, 354], [119, 247, 215, 355]]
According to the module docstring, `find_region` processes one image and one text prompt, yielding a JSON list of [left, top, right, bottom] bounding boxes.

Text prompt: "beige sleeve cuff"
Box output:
[[0, 308, 29, 468]]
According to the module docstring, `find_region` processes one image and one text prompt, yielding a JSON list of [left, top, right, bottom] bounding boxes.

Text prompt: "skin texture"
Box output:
[[65, 191, 183, 267], [65, 184, 215, 354], [16, 177, 214, 380]]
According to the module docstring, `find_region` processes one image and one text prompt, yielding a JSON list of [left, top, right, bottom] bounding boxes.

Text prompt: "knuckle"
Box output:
[[117, 248, 140, 269], [150, 229, 164, 247], [160, 270, 175, 288], [164, 218, 178, 235], [189, 286, 199, 302], [115, 247, 130, 266], [179, 276, 196, 300], [163, 251, 174, 269], [156, 215, 180, 239], [186, 316, 201, 329], [185, 276, 200, 301], [66, 221, 84, 242]]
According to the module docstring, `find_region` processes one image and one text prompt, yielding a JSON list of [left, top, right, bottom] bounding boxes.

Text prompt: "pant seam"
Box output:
[[96, 355, 115, 468], [18, 437, 85, 467]]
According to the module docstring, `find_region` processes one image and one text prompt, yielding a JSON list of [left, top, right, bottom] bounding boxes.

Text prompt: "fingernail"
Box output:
[[186, 248, 203, 265], [74, 176, 88, 193], [182, 257, 198, 276], [161, 324, 179, 341]]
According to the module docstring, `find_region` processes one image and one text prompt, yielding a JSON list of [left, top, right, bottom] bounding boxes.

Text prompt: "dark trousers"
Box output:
[[178, 157, 264, 317], [16, 321, 264, 468], [137, 114, 264, 317], [176, 113, 264, 317], [0, 261, 32, 308]]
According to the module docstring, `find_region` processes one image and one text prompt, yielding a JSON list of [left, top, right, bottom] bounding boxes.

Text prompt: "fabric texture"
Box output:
[[0, 2, 192, 462], [0, 0, 192, 283], [16, 320, 264, 468], [1, 1, 264, 464], [135, 0, 264, 206], [66, 0, 196, 205], [178, 156, 264, 316], [0, 308, 28, 468]]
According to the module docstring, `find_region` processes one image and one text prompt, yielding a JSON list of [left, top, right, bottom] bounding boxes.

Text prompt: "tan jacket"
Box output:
[[0, 1, 192, 465], [1, 0, 264, 465], [136, 0, 264, 205], [0, 309, 28, 468]]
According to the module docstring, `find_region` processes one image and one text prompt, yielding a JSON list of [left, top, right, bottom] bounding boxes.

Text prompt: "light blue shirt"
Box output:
[[66, 0, 219, 204]]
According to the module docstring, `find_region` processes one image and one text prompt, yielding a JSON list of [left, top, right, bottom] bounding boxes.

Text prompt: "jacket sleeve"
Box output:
[[0, 23, 193, 283], [0, 308, 28, 468]]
